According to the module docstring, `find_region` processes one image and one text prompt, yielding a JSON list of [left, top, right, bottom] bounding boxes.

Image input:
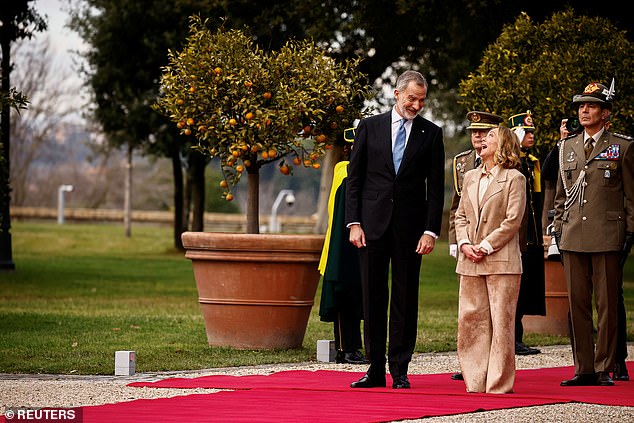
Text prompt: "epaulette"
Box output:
[[613, 133, 633, 141], [454, 149, 473, 159]]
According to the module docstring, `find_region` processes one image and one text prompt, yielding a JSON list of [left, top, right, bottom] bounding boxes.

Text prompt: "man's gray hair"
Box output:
[[396, 70, 427, 92]]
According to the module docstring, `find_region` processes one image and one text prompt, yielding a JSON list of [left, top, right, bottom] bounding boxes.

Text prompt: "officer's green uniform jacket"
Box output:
[[554, 131, 634, 252], [449, 149, 478, 245]]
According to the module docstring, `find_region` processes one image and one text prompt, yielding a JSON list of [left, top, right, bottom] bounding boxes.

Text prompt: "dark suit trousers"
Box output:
[[358, 222, 422, 379], [563, 251, 619, 375]]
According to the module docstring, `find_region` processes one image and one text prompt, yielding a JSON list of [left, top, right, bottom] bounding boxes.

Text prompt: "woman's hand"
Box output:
[[460, 243, 486, 263]]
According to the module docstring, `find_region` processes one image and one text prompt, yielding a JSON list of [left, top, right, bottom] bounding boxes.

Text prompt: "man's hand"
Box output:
[[560, 119, 571, 139], [416, 234, 435, 255], [349, 224, 366, 249]]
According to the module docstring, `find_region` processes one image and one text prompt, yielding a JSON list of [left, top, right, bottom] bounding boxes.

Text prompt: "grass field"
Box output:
[[0, 221, 631, 374]]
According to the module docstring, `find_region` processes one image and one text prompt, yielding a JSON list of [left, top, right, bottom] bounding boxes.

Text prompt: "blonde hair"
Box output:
[[494, 126, 522, 169]]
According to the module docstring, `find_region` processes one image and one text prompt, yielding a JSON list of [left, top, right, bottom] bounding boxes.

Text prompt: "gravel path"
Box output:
[[1, 344, 632, 422]]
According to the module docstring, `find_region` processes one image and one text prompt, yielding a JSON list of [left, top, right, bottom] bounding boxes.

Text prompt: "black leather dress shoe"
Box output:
[[613, 361, 630, 381], [515, 342, 541, 355], [350, 373, 386, 388], [560, 374, 597, 386], [392, 374, 410, 389], [596, 372, 615, 386], [336, 350, 370, 365], [450, 372, 464, 380]]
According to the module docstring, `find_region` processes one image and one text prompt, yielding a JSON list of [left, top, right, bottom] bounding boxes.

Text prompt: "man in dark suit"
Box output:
[[554, 81, 634, 387], [346, 70, 445, 389]]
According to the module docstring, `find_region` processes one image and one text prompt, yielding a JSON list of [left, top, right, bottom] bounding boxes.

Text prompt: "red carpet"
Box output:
[[3, 363, 631, 422], [128, 363, 634, 407]]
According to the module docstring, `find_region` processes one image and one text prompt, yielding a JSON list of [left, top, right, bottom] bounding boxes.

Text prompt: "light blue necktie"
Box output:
[[393, 119, 406, 173]]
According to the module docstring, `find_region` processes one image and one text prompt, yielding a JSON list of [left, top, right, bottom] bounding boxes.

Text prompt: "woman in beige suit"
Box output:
[[455, 126, 526, 393]]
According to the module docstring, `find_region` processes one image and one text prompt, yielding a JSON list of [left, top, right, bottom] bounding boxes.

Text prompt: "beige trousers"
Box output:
[[458, 274, 521, 393]]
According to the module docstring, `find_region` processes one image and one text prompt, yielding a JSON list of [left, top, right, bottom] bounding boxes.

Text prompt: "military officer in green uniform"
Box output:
[[554, 81, 634, 387], [509, 111, 546, 356], [448, 110, 503, 381]]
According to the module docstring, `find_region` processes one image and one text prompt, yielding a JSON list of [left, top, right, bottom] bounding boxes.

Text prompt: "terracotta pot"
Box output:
[[182, 232, 324, 349], [523, 235, 570, 336]]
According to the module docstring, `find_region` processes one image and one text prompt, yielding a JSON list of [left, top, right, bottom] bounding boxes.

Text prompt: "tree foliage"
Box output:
[[155, 16, 372, 232], [459, 10, 634, 157]]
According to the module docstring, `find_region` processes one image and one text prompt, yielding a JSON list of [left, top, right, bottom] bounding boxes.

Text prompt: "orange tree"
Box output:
[[155, 16, 371, 233], [458, 10, 634, 159]]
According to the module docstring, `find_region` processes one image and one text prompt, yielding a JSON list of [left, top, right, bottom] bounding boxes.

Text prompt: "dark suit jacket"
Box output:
[[345, 111, 445, 241]]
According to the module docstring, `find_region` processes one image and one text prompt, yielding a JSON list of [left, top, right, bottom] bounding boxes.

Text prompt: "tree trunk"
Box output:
[[0, 36, 14, 270], [190, 152, 206, 232], [171, 149, 184, 251], [313, 145, 343, 234], [123, 145, 132, 237], [246, 165, 260, 234]]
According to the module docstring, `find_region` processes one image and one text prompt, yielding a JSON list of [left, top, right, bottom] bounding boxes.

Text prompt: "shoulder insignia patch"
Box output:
[[613, 132, 633, 141], [455, 149, 473, 158]]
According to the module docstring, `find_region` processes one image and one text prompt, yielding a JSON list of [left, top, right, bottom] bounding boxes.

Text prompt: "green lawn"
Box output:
[[0, 221, 631, 374]]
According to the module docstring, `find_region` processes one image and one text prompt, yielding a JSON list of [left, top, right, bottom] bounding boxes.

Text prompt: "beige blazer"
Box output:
[[455, 166, 526, 276]]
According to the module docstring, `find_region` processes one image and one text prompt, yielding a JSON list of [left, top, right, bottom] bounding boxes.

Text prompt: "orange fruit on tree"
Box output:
[[293, 157, 302, 165], [184, 128, 192, 136], [263, 92, 272, 100], [335, 105, 344, 113], [225, 193, 234, 201], [198, 125, 206, 132], [268, 149, 277, 158], [229, 118, 237, 126], [232, 150, 240, 158], [304, 159, 312, 167], [186, 117, 195, 126], [312, 163, 321, 169], [243, 159, 251, 167], [189, 86, 196, 93], [214, 67, 222, 75], [245, 112, 254, 120], [261, 151, 269, 159], [176, 99, 184, 105], [250, 145, 259, 153], [219, 180, 228, 188], [236, 165, 244, 173], [176, 121, 185, 129], [244, 81, 253, 88], [315, 134, 326, 143], [279, 164, 290, 175]]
